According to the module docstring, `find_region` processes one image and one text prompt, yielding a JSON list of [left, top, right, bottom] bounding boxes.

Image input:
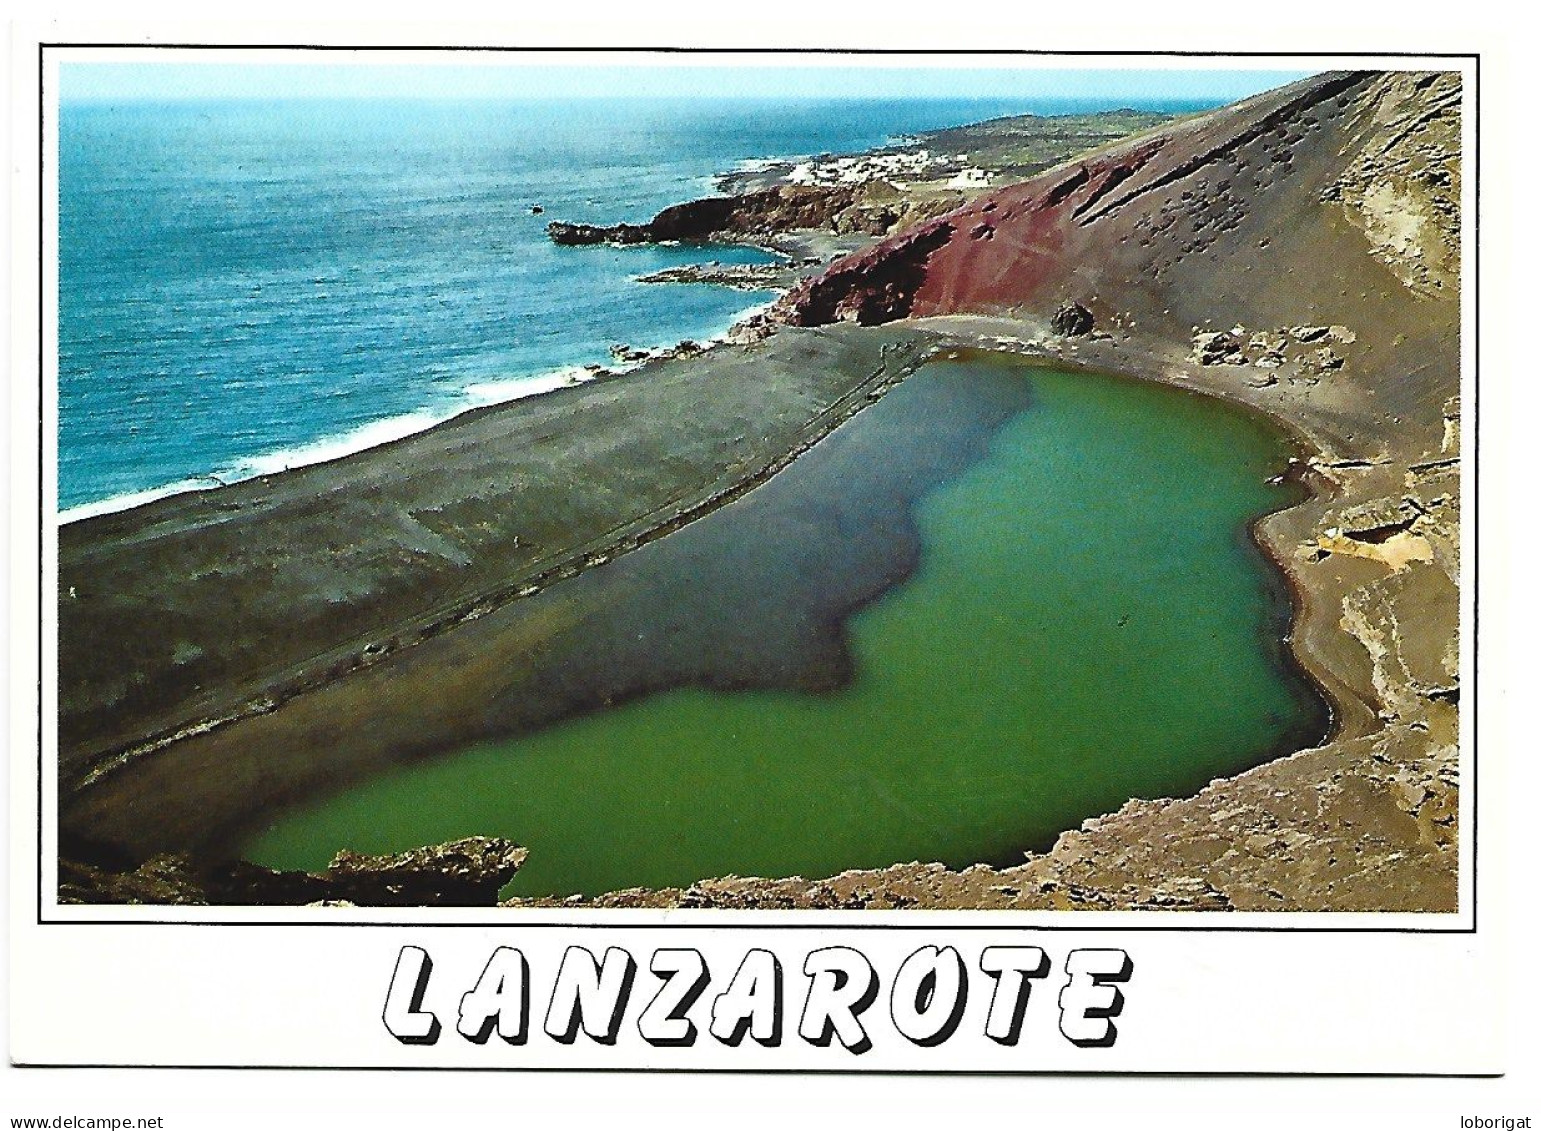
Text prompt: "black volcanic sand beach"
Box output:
[[62, 353, 1038, 858], [57, 325, 934, 783]]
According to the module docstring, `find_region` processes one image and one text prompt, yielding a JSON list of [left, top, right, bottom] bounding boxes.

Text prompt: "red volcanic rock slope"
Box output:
[[775, 69, 1461, 447]]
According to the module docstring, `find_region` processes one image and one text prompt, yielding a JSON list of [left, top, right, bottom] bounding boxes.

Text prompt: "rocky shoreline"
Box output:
[[546, 107, 1181, 290], [60, 72, 1462, 912], [635, 261, 801, 291]]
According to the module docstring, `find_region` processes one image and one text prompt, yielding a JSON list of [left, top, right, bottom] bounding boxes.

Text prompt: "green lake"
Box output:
[[243, 355, 1328, 897]]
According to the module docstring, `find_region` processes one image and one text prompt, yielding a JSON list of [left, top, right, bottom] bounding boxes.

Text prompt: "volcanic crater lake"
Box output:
[[242, 353, 1329, 897]]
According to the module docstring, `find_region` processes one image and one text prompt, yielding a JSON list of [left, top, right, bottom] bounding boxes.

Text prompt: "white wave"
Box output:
[[58, 478, 220, 525], [60, 277, 775, 526], [725, 155, 801, 174], [226, 409, 453, 479], [462, 367, 594, 405], [222, 365, 607, 479], [721, 298, 779, 336]]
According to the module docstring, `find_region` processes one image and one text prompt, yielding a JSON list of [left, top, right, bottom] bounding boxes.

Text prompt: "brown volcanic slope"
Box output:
[[779, 71, 1457, 387], [518, 69, 1465, 912]]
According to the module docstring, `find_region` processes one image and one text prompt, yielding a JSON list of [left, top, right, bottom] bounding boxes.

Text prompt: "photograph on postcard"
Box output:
[[41, 50, 1467, 921]]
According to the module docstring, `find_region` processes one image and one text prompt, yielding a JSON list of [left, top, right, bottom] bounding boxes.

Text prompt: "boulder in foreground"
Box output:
[[59, 836, 528, 906]]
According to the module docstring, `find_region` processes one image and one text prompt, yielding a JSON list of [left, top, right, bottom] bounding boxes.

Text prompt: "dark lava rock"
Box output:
[[1290, 324, 1332, 343], [1307, 346, 1345, 371], [549, 220, 653, 246], [319, 837, 530, 906], [1194, 330, 1245, 365], [778, 222, 957, 327], [59, 835, 529, 907], [1051, 301, 1094, 337], [548, 186, 865, 248], [59, 853, 212, 905]]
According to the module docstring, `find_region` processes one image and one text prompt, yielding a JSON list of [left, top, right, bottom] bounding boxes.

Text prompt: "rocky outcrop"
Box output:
[[776, 222, 957, 326], [60, 836, 527, 906], [1323, 73, 1461, 295], [1051, 301, 1094, 336], [636, 262, 797, 290], [548, 185, 891, 246], [1190, 322, 1355, 385]]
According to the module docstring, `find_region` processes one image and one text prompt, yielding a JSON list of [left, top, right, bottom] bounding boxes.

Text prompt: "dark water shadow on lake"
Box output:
[[69, 356, 1039, 860]]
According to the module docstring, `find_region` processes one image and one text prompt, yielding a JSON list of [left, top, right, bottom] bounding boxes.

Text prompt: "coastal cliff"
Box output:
[[548, 184, 915, 245], [543, 107, 1176, 256], [772, 71, 1458, 338]]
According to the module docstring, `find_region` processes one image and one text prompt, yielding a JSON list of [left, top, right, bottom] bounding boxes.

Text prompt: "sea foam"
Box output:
[[59, 366, 606, 525]]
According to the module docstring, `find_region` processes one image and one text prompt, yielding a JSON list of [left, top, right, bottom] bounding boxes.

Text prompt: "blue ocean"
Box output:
[[58, 94, 1215, 517]]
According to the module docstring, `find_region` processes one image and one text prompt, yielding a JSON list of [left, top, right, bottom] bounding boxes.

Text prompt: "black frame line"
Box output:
[[32, 43, 1481, 936], [40, 44, 1482, 55]]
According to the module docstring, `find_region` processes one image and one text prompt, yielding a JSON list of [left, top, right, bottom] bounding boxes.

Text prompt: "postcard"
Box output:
[[6, 30, 1501, 1090]]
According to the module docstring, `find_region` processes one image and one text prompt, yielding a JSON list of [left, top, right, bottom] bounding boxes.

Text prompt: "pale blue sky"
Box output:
[[59, 62, 1313, 104]]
